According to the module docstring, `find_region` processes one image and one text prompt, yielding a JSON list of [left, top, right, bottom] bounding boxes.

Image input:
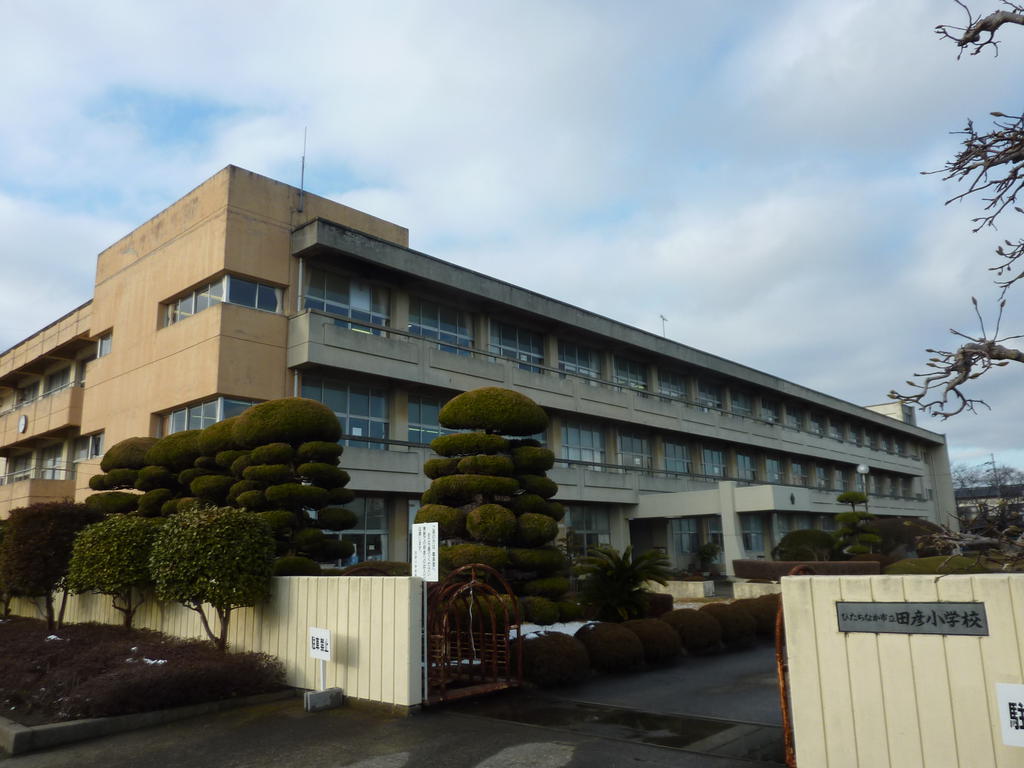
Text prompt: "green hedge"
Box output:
[[85, 491, 139, 516], [457, 454, 515, 476], [297, 462, 349, 488], [511, 446, 555, 474], [235, 490, 268, 510], [101, 437, 159, 472], [265, 483, 329, 511], [424, 457, 461, 479], [622, 618, 682, 664], [430, 432, 509, 457], [516, 512, 558, 547], [884, 555, 993, 574], [258, 509, 297, 534], [508, 546, 567, 574], [661, 608, 722, 655], [190, 474, 235, 504], [414, 504, 468, 540], [509, 493, 547, 515], [316, 506, 357, 531], [516, 474, 558, 499], [296, 441, 344, 464], [421, 474, 520, 506], [145, 430, 202, 471], [439, 543, 510, 572], [137, 488, 174, 517], [519, 595, 559, 625], [700, 603, 756, 649], [466, 504, 517, 545], [214, 450, 249, 470], [438, 387, 549, 436], [575, 622, 644, 673], [242, 464, 294, 486], [522, 632, 591, 687], [197, 417, 241, 456], [227, 480, 260, 504], [249, 442, 295, 465], [232, 398, 341, 448], [134, 465, 176, 492], [88, 474, 110, 491]]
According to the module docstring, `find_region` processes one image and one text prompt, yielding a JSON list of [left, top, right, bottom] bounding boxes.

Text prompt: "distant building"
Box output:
[[955, 484, 1024, 532], [0, 166, 956, 574]]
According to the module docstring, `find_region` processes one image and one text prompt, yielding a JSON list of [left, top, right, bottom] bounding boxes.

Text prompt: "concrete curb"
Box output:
[[0, 689, 296, 756]]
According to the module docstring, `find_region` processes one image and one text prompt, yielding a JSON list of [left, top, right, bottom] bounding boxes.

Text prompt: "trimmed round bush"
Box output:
[[700, 603, 756, 649], [232, 398, 341, 448], [512, 446, 555, 474], [415, 504, 469, 540], [775, 528, 836, 561], [439, 387, 549, 436], [457, 454, 515, 476], [622, 619, 682, 663], [258, 509, 297, 533], [249, 442, 295, 465], [137, 488, 174, 517], [320, 538, 349, 561], [644, 592, 673, 618], [101, 437, 158, 472], [736, 595, 780, 637], [189, 474, 234, 504], [522, 576, 570, 599], [523, 632, 590, 687], [424, 457, 461, 479], [316, 506, 358, 531], [145, 430, 202, 471], [104, 468, 138, 488], [466, 504, 517, 545], [558, 601, 584, 622], [421, 474, 520, 506], [134, 465, 176, 491], [177, 468, 214, 488], [543, 502, 565, 522], [85, 491, 139, 516], [660, 609, 723, 655], [439, 543, 510, 572], [297, 462, 349, 488], [235, 490, 268, 510], [215, 450, 249, 470], [509, 493, 547, 515], [575, 622, 644, 673], [296, 440, 344, 464], [516, 474, 558, 499], [885, 555, 993, 574], [516, 512, 558, 547], [293, 527, 326, 552], [89, 474, 111, 491], [520, 595, 560, 625], [327, 487, 356, 505], [509, 546, 567, 574], [273, 556, 322, 576], [430, 432, 509, 457], [197, 417, 242, 456], [230, 454, 253, 476], [193, 456, 219, 470], [242, 464, 294, 486], [265, 483, 329, 511], [227, 480, 259, 504]]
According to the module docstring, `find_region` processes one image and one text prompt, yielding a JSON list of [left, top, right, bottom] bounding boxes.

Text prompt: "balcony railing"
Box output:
[[0, 382, 84, 417], [0, 464, 74, 486]]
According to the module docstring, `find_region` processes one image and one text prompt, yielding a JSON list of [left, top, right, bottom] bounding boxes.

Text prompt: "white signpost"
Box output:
[[997, 682, 1024, 747], [303, 626, 343, 712], [411, 522, 439, 582]]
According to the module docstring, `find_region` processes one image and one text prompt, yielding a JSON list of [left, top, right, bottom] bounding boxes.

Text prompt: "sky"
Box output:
[[2, 0, 1022, 472]]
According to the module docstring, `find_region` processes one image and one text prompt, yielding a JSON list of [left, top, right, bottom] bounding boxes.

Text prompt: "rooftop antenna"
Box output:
[[659, 314, 667, 337], [298, 127, 307, 213]]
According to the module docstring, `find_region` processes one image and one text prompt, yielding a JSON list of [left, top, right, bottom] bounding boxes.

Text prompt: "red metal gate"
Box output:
[[426, 563, 523, 704]]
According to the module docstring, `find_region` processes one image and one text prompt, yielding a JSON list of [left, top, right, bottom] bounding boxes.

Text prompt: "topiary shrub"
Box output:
[[509, 493, 548, 515], [884, 555, 993, 574], [466, 504, 518, 545], [424, 457, 461, 479], [197, 417, 241, 456], [272, 556, 322, 576], [516, 475, 558, 499], [297, 463, 349, 488], [661, 608, 723, 655], [242, 464, 294, 486], [235, 490, 268, 510], [249, 442, 295, 465], [520, 595, 560, 625], [137, 488, 174, 517], [134, 465, 176, 492], [88, 474, 111, 491], [516, 512, 558, 547], [296, 441, 344, 464], [621, 619, 682, 664], [733, 597, 778, 637], [542, 501, 565, 522], [316, 506, 358, 531], [574, 622, 644, 673], [215, 450, 249, 470], [104, 468, 139, 488], [145, 430, 202, 471], [439, 387, 549, 436], [522, 632, 591, 687], [232, 398, 341, 448], [100, 437, 159, 472], [439, 543, 510, 572], [430, 432, 509, 457], [522, 576, 571, 599], [327, 487, 355, 505], [557, 600, 584, 622], [509, 547, 567, 574], [415, 505, 468, 540], [193, 455, 220, 470], [85, 491, 139, 516], [700, 603, 756, 649], [265, 483, 329, 511], [774, 528, 836, 561], [420, 474, 520, 506], [457, 454, 515, 476], [190, 474, 235, 504], [258, 509, 297, 534], [643, 592, 673, 618], [512, 446, 555, 474]]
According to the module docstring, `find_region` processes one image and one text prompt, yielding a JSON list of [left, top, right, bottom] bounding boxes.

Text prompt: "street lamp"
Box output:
[[856, 464, 870, 514]]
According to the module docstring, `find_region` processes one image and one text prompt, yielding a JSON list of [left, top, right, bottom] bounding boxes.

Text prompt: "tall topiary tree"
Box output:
[[149, 505, 275, 650], [67, 515, 162, 628], [834, 491, 881, 556], [0, 501, 105, 630], [415, 387, 568, 606]]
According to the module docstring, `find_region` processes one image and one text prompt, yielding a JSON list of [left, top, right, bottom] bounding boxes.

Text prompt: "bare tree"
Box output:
[[891, 2, 1024, 417]]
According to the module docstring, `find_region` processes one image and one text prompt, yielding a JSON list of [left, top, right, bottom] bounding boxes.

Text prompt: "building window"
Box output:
[[815, 466, 828, 490], [166, 397, 255, 435], [765, 456, 783, 483], [165, 275, 282, 326], [829, 420, 843, 441], [697, 381, 723, 412], [301, 375, 389, 449], [708, 517, 723, 561], [16, 382, 39, 406], [305, 267, 388, 333], [563, 506, 611, 557], [490, 322, 544, 372], [835, 468, 849, 491], [558, 341, 601, 379], [338, 497, 389, 564], [38, 444, 65, 480], [761, 398, 780, 424], [702, 447, 725, 477], [97, 332, 113, 358], [73, 432, 104, 461], [408, 297, 472, 353], [790, 460, 807, 486], [665, 441, 692, 474], [818, 514, 838, 532], [613, 356, 647, 391], [43, 367, 71, 396], [731, 391, 753, 417], [741, 515, 765, 553], [658, 370, 686, 399], [737, 453, 757, 482], [617, 431, 651, 470], [5, 454, 32, 483], [785, 405, 803, 430], [809, 414, 824, 436], [408, 394, 453, 444], [561, 420, 605, 465], [671, 517, 699, 555]]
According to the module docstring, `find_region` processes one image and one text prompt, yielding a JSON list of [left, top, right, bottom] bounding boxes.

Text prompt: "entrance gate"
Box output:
[[426, 563, 523, 704]]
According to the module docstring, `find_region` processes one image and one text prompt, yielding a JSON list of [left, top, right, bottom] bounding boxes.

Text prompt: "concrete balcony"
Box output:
[[0, 472, 77, 516], [0, 385, 84, 448]]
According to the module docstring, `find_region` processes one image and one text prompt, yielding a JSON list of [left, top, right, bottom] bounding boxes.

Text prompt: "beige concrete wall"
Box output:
[[783, 574, 1024, 767], [0, 304, 92, 381], [12, 576, 425, 707]]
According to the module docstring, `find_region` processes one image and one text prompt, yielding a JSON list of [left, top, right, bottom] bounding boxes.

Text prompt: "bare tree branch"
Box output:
[[936, 1, 1024, 56]]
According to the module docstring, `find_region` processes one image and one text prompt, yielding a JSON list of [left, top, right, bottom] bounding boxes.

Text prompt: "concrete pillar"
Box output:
[[605, 428, 618, 467], [391, 390, 409, 444], [473, 314, 490, 353], [390, 288, 409, 335], [547, 417, 562, 454], [601, 351, 615, 383], [648, 366, 660, 396], [652, 434, 666, 472], [390, 497, 411, 562], [544, 334, 559, 371], [717, 481, 744, 577]]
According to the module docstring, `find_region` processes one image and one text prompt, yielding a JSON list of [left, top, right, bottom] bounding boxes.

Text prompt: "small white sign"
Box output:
[[411, 522, 439, 582], [309, 627, 331, 661], [997, 683, 1024, 747]]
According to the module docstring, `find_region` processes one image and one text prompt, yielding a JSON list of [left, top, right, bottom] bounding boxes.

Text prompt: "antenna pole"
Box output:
[[659, 314, 667, 337], [298, 127, 307, 212]]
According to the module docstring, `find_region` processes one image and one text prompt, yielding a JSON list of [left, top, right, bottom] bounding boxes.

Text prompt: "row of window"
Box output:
[[671, 512, 839, 559], [1, 433, 104, 485], [164, 275, 282, 326]]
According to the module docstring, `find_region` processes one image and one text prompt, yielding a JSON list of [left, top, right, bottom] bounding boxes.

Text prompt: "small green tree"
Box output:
[[575, 545, 672, 622], [834, 492, 881, 556], [67, 515, 162, 628], [149, 505, 275, 650], [0, 501, 104, 630]]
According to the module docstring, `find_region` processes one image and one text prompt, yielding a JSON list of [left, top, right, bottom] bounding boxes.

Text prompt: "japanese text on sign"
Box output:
[[835, 602, 988, 636], [997, 683, 1024, 747], [411, 522, 439, 582], [309, 627, 331, 660]]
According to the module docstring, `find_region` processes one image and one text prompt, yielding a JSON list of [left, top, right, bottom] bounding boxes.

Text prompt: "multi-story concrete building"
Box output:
[[0, 166, 955, 574]]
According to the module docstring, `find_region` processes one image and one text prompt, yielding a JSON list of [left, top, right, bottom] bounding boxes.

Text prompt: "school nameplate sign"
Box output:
[[835, 601, 989, 636]]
